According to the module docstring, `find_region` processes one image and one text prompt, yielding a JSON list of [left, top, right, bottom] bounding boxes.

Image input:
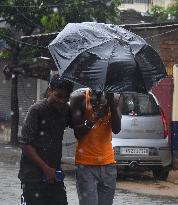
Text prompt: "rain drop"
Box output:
[[76, 110, 81, 115], [106, 1, 111, 6], [53, 7, 58, 13], [26, 83, 31, 87], [97, 156, 102, 162], [1, 125, 5, 130], [78, 196, 82, 201], [80, 72, 85, 78], [11, 111, 14, 116], [42, 120, 46, 124], [78, 148, 83, 153], [2, 80, 6, 84], [40, 131, 44, 136], [33, 58, 37, 63], [35, 192, 39, 197], [83, 192, 87, 197], [88, 104, 92, 110]]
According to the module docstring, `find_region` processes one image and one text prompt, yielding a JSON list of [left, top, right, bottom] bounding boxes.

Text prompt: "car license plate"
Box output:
[[120, 147, 149, 155]]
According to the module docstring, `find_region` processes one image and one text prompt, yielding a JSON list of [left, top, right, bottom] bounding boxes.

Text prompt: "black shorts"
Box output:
[[21, 182, 68, 205]]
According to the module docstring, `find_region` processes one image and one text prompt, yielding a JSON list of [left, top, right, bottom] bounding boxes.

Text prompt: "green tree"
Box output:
[[175, 0, 178, 21], [0, 0, 121, 145], [150, 1, 178, 23]]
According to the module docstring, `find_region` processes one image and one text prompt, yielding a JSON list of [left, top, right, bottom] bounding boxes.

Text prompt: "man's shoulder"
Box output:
[[71, 88, 88, 99], [29, 99, 47, 112], [70, 88, 88, 109]]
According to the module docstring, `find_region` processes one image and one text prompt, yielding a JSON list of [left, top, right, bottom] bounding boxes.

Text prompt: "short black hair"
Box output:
[[49, 74, 74, 93]]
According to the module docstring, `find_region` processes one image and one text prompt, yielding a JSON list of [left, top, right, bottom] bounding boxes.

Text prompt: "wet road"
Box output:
[[0, 163, 178, 205]]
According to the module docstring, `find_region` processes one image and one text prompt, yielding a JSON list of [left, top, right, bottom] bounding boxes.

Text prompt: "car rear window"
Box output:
[[122, 93, 160, 116]]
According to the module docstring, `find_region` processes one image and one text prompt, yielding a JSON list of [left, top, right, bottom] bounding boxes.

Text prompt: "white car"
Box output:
[[112, 92, 172, 180]]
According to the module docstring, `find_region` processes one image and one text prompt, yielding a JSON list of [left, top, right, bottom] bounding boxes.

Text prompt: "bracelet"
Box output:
[[84, 120, 95, 129]]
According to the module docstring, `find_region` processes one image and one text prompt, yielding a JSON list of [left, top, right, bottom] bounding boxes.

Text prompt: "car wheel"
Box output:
[[152, 166, 170, 180]]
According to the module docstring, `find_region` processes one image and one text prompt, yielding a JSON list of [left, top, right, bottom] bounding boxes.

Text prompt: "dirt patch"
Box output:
[[117, 170, 178, 198]]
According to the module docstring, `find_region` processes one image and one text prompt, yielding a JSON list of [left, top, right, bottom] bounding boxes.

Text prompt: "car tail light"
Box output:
[[160, 109, 168, 138]]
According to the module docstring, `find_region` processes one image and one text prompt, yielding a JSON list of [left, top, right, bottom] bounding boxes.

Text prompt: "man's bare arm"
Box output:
[[107, 93, 123, 134], [70, 92, 95, 139]]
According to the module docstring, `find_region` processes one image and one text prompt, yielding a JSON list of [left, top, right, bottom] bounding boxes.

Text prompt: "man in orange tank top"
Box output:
[[70, 88, 123, 205]]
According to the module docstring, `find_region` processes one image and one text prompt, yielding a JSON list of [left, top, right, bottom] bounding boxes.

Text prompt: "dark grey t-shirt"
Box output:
[[18, 99, 70, 183]]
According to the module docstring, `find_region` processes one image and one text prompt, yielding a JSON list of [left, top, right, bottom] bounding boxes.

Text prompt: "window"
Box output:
[[122, 0, 152, 4], [121, 0, 134, 4], [134, 0, 151, 3], [122, 93, 160, 116]]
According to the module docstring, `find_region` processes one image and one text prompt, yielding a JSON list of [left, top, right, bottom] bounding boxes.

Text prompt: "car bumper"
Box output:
[[112, 138, 172, 167]]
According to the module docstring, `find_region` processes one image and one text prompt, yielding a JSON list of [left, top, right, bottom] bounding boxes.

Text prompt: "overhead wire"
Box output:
[[1, 1, 178, 47], [0, 2, 89, 8], [0, 4, 59, 8], [2, 34, 47, 48], [145, 27, 178, 39], [1, 26, 178, 49]]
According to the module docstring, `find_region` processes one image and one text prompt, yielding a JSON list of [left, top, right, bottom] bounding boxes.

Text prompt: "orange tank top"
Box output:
[[75, 88, 115, 165]]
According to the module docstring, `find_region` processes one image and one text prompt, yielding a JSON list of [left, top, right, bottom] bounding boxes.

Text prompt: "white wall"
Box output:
[[120, 3, 151, 12], [152, 0, 173, 7], [120, 0, 174, 12]]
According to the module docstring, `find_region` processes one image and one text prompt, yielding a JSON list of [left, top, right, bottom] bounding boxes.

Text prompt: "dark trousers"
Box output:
[[21, 182, 68, 205]]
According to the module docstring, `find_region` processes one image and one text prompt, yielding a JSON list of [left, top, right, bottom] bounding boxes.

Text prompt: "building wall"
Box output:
[[0, 59, 37, 142], [0, 60, 11, 123], [152, 0, 174, 7], [120, 0, 175, 12], [132, 27, 178, 76], [18, 75, 37, 125], [120, 3, 151, 12], [160, 29, 178, 76], [0, 60, 38, 124]]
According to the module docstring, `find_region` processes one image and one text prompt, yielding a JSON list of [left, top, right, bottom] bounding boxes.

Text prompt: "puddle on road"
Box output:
[[0, 164, 178, 205]]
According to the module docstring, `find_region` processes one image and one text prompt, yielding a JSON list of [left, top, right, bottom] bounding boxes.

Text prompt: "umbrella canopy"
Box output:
[[48, 22, 167, 93]]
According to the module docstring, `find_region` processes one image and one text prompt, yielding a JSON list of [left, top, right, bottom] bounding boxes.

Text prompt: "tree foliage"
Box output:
[[0, 0, 121, 48], [0, 0, 122, 66], [0, 0, 121, 60], [150, 1, 178, 23]]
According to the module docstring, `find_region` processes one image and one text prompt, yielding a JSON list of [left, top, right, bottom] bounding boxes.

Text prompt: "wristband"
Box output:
[[84, 120, 95, 129]]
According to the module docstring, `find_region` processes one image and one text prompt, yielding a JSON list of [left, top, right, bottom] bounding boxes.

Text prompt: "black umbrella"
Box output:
[[48, 22, 167, 93]]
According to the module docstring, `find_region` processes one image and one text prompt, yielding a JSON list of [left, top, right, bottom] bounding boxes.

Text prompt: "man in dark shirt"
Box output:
[[18, 74, 73, 205]]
